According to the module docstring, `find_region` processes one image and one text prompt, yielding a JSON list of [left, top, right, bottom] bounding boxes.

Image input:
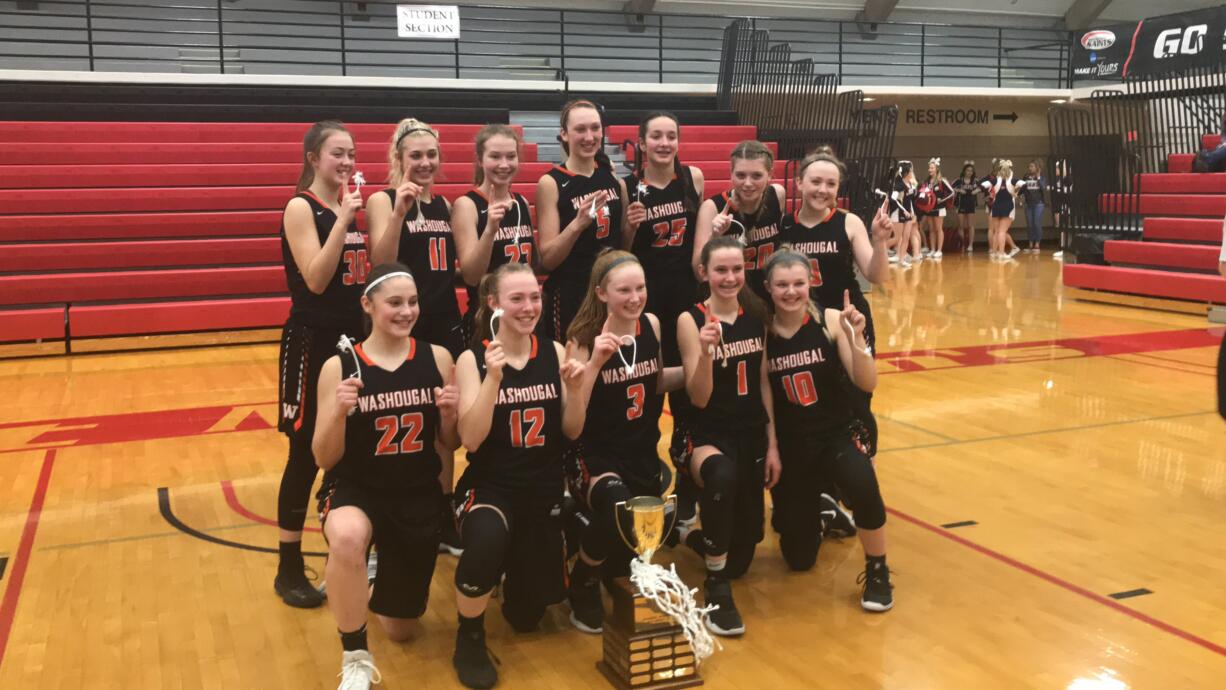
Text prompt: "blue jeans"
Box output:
[[1025, 203, 1044, 244]]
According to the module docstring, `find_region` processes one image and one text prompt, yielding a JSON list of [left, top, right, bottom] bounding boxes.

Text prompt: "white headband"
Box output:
[[363, 271, 414, 296]]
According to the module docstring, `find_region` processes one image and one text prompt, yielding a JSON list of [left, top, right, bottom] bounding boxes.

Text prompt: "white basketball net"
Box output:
[[628, 558, 721, 664]]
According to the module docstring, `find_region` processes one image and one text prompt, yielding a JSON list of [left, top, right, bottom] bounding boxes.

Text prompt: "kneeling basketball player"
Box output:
[[762, 249, 893, 612], [312, 263, 461, 688], [450, 262, 597, 689]]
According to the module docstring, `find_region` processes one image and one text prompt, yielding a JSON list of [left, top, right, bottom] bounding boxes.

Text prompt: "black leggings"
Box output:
[[579, 475, 635, 565], [278, 432, 319, 531], [772, 434, 886, 572]]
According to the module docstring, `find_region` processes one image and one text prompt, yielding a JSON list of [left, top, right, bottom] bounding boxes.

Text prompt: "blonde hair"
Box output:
[[469, 262, 536, 346], [566, 250, 642, 351], [388, 118, 440, 187], [473, 124, 522, 186], [927, 157, 944, 184], [998, 159, 1014, 177]]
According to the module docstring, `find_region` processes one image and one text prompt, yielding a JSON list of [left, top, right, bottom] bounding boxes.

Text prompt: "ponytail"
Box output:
[[559, 99, 612, 171], [296, 120, 350, 193], [469, 262, 535, 346]]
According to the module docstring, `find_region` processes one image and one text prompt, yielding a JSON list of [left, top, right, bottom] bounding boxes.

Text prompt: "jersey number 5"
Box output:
[[374, 412, 425, 455], [510, 407, 546, 448], [594, 205, 611, 240]]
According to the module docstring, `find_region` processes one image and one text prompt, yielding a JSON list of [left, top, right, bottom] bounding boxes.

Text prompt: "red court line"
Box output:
[[887, 506, 1226, 659], [221, 480, 320, 533], [0, 449, 57, 670]]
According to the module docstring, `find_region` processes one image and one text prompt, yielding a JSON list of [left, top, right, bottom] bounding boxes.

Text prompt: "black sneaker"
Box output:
[[439, 519, 464, 557], [703, 575, 745, 636], [568, 575, 604, 634], [820, 493, 857, 539], [273, 570, 325, 609], [453, 627, 498, 689], [858, 560, 894, 612]]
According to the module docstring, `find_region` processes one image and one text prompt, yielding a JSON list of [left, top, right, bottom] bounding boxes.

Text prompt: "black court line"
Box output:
[[941, 520, 978, 528], [157, 487, 326, 557], [0, 556, 7, 580], [1109, 588, 1154, 600]]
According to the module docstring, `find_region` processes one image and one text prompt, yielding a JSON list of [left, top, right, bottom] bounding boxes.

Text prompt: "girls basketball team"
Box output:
[[275, 103, 896, 689]]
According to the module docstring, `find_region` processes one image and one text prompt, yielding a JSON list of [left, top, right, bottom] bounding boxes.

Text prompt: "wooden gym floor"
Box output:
[[0, 254, 1223, 689]]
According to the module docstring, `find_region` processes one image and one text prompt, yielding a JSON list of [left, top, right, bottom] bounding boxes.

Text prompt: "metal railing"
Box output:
[[1048, 59, 1226, 260], [0, 0, 1070, 88]]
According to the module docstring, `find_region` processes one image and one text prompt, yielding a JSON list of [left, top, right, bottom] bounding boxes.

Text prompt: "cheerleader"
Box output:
[[312, 263, 460, 688], [887, 161, 920, 267], [693, 140, 786, 298], [762, 249, 893, 611], [675, 235, 780, 636], [562, 250, 685, 634], [536, 100, 627, 341], [981, 159, 1022, 261], [951, 161, 980, 253], [274, 121, 367, 610], [452, 123, 537, 334], [778, 146, 891, 457], [450, 263, 596, 689], [368, 118, 464, 357], [1020, 160, 1047, 253], [623, 111, 705, 367], [919, 158, 954, 260]]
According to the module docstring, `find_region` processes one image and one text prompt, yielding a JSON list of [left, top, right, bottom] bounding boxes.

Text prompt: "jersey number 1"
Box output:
[[510, 408, 545, 448]]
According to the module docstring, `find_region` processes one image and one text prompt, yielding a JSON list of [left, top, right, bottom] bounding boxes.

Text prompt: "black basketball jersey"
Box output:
[[383, 190, 460, 320], [327, 339, 443, 495], [625, 170, 696, 277], [709, 189, 782, 297], [779, 209, 864, 311], [281, 191, 367, 329], [464, 335, 565, 495], [462, 188, 535, 305], [685, 302, 767, 434], [579, 315, 663, 479], [544, 164, 624, 286], [766, 314, 853, 438], [952, 178, 980, 213]]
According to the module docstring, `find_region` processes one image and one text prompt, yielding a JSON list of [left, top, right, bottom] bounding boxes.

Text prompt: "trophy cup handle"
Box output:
[[613, 499, 636, 554], [663, 494, 679, 542]]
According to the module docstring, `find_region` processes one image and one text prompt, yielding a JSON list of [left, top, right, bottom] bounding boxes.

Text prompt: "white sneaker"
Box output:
[[921, 247, 932, 256], [933, 251, 943, 260], [888, 249, 897, 258], [900, 256, 912, 268], [1052, 250, 1064, 260], [888, 253, 899, 264], [338, 650, 382, 690], [1007, 247, 1021, 259], [914, 253, 925, 262]]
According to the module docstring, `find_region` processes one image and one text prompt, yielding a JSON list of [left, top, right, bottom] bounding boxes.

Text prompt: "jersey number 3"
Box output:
[[510, 408, 546, 448], [374, 412, 425, 455]]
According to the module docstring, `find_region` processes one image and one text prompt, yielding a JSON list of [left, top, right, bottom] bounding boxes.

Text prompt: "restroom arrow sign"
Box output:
[[993, 112, 1018, 123]]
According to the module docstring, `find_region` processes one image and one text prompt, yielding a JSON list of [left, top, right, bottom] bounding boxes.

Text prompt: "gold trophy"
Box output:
[[596, 495, 704, 689]]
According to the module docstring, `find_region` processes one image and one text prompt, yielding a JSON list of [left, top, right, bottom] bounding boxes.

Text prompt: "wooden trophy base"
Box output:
[[598, 577, 703, 689]]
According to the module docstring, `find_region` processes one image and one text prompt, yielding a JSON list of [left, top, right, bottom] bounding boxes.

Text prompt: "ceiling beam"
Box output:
[[1064, 0, 1115, 31], [856, 0, 899, 24]]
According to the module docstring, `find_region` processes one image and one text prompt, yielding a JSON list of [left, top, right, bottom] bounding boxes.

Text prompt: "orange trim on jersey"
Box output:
[[406, 337, 417, 361], [469, 187, 489, 202], [551, 164, 579, 177], [698, 301, 744, 321], [299, 190, 334, 209], [530, 334, 539, 359], [821, 207, 837, 224], [354, 343, 376, 366], [720, 190, 739, 213], [802, 312, 812, 325], [635, 318, 642, 336]]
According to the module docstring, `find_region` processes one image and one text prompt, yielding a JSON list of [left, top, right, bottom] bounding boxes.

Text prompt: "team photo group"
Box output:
[[275, 100, 897, 689]]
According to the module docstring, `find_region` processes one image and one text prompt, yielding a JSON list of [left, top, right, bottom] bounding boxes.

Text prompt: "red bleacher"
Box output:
[[0, 120, 769, 349], [1063, 142, 1226, 307]]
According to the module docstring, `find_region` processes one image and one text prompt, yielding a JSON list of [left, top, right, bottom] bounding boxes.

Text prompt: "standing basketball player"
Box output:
[[536, 100, 627, 341], [450, 262, 597, 689], [452, 123, 537, 333], [762, 249, 893, 612], [368, 118, 464, 357], [693, 140, 786, 301], [952, 161, 980, 252], [275, 121, 368, 609], [312, 263, 461, 688], [562, 250, 684, 634], [675, 235, 780, 637], [778, 147, 891, 457]]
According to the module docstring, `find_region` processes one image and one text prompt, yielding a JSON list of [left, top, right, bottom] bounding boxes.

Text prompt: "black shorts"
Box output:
[[278, 317, 361, 439], [541, 279, 585, 342], [318, 478, 442, 619], [413, 311, 465, 359], [564, 443, 662, 511], [676, 426, 768, 547], [453, 482, 567, 613], [957, 199, 977, 215]]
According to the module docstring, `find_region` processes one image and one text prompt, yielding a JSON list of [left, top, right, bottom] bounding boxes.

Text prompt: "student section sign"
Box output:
[[1071, 5, 1226, 80]]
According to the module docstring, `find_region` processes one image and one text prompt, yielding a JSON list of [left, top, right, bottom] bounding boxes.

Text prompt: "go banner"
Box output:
[[1071, 5, 1226, 80]]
